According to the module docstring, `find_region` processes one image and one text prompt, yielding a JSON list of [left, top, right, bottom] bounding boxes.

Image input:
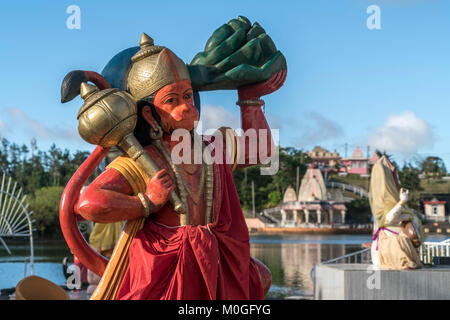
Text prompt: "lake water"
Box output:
[[1, 234, 447, 299]]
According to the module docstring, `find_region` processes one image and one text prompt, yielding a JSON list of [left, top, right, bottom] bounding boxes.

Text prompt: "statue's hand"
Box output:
[[189, 16, 287, 91], [399, 188, 409, 203], [238, 69, 287, 100], [145, 169, 175, 210]]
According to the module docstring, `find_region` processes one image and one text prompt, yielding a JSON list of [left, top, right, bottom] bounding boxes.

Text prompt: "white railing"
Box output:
[[311, 239, 450, 270], [325, 181, 369, 198], [259, 209, 281, 225], [419, 241, 450, 265], [423, 216, 450, 223], [321, 248, 372, 265]]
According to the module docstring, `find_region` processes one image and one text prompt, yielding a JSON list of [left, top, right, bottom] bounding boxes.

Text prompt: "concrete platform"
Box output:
[[314, 264, 450, 300]]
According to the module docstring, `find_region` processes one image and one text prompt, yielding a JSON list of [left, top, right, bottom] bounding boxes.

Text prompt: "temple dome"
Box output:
[[283, 185, 297, 203], [298, 168, 327, 201]]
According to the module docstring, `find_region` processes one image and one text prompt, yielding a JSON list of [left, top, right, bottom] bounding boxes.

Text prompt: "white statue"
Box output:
[[369, 156, 423, 269]]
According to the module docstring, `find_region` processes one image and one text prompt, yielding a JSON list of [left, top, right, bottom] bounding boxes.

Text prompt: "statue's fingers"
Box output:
[[229, 52, 284, 83], [270, 70, 287, 92], [204, 23, 234, 52], [246, 22, 266, 42], [265, 71, 283, 91], [199, 27, 247, 66], [224, 64, 267, 84], [237, 15, 251, 27], [258, 51, 287, 78], [227, 17, 251, 33], [158, 172, 170, 180], [160, 177, 173, 186], [191, 51, 209, 66], [215, 37, 264, 73], [257, 33, 278, 60], [275, 69, 288, 88], [155, 169, 168, 178], [198, 51, 287, 90], [162, 180, 174, 189]]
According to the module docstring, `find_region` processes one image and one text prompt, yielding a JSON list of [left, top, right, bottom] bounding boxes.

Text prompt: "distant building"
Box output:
[[424, 197, 446, 218], [420, 193, 450, 220], [306, 146, 381, 177], [308, 146, 341, 174], [281, 164, 347, 226], [421, 194, 450, 221], [341, 147, 369, 176]]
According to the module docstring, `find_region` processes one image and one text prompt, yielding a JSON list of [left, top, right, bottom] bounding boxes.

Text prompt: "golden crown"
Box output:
[[127, 33, 190, 101]]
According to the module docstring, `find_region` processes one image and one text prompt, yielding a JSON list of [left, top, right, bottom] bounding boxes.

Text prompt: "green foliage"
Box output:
[[0, 138, 89, 195], [267, 191, 282, 207], [29, 186, 64, 238], [345, 198, 371, 223], [0, 138, 90, 239], [398, 162, 423, 208], [233, 146, 309, 211], [399, 163, 422, 191]]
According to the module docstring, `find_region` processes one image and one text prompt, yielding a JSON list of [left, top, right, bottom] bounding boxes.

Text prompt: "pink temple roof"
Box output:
[[352, 147, 364, 158], [342, 147, 368, 161]]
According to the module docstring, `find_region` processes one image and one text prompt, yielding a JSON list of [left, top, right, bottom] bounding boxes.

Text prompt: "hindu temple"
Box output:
[[278, 164, 347, 227]]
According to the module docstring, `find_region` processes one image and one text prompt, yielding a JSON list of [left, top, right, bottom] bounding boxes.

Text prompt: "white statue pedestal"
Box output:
[[314, 263, 450, 300]]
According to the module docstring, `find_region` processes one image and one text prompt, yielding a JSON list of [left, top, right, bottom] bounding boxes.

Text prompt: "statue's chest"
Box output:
[[144, 145, 211, 226]]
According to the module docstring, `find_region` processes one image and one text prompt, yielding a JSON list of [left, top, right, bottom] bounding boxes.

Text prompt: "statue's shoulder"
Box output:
[[106, 155, 148, 194], [203, 128, 239, 171]]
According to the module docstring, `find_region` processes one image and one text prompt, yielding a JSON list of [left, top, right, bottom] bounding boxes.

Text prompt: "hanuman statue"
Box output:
[[59, 16, 287, 299]]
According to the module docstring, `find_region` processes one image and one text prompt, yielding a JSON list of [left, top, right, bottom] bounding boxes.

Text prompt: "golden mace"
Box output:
[[77, 82, 186, 218]]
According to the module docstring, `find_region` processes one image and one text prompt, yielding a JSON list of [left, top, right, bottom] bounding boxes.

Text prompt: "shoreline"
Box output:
[[248, 227, 372, 235]]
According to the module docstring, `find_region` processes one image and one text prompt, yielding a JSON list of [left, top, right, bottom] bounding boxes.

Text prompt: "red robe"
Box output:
[[89, 143, 265, 300]]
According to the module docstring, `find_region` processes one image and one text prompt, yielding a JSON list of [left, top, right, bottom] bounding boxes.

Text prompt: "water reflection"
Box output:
[[250, 234, 371, 298], [0, 242, 72, 290]]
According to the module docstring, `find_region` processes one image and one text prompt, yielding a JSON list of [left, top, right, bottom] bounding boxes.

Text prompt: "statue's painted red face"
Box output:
[[152, 80, 199, 133]]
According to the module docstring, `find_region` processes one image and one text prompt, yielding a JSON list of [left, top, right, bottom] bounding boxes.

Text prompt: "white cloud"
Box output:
[[197, 105, 240, 132], [368, 111, 434, 155], [5, 107, 80, 142], [0, 119, 6, 132], [291, 112, 343, 147]]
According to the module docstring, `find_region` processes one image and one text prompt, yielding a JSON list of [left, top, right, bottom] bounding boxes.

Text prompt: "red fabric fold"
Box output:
[[115, 161, 264, 300]]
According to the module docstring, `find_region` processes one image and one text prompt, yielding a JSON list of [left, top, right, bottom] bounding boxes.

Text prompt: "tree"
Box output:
[[420, 156, 447, 178], [399, 163, 422, 191], [345, 198, 371, 223], [267, 191, 282, 208], [29, 186, 65, 238], [398, 163, 422, 209], [232, 146, 310, 211]]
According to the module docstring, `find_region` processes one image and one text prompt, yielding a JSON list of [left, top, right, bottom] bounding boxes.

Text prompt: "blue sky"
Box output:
[[0, 0, 449, 168]]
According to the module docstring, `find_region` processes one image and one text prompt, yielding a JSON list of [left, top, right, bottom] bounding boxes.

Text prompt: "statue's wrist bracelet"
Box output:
[[236, 99, 264, 107], [138, 193, 151, 218]]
